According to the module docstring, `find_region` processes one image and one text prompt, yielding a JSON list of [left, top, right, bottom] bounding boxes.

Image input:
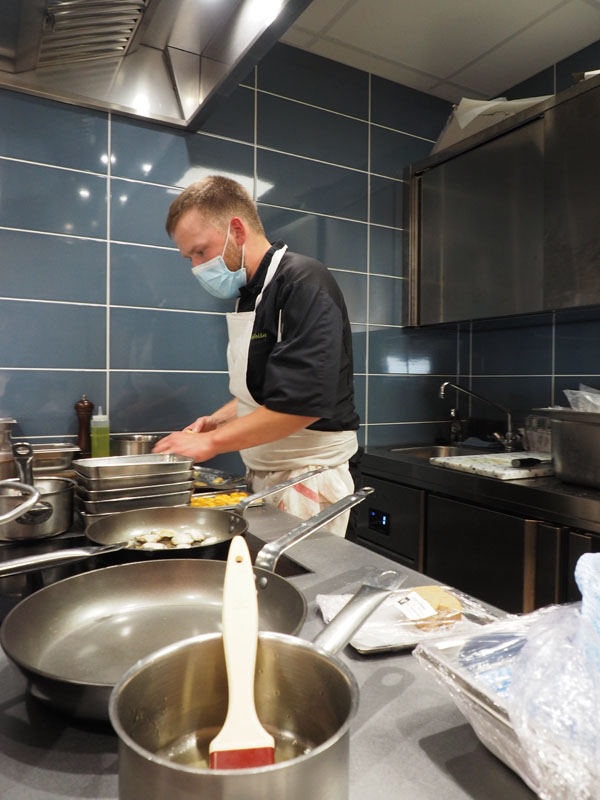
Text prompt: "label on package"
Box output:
[[395, 591, 436, 621]]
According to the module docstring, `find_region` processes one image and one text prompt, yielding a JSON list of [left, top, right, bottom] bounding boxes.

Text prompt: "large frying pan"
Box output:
[[0, 488, 373, 721], [0, 468, 328, 576]]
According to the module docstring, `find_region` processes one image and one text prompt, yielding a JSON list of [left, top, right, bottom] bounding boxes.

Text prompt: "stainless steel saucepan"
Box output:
[[0, 487, 374, 720], [110, 568, 405, 800]]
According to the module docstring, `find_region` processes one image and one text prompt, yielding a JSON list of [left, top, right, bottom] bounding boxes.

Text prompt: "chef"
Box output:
[[153, 176, 360, 536]]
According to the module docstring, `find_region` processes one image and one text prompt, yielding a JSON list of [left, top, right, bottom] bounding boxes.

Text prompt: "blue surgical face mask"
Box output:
[[191, 224, 246, 299]]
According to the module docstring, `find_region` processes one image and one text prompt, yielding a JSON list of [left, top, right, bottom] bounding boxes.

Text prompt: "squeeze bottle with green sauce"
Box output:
[[91, 406, 110, 458]]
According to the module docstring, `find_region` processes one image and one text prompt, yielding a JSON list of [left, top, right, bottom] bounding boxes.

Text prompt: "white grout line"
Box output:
[[0, 126, 411, 189], [254, 87, 435, 143], [551, 311, 556, 405], [106, 115, 112, 418], [364, 72, 372, 445]]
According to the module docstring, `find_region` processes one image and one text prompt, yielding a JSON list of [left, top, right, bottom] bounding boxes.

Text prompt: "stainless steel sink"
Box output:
[[388, 445, 499, 459]]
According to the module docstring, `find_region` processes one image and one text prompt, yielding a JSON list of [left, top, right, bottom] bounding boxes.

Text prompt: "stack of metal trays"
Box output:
[[32, 443, 81, 473], [72, 454, 194, 518]]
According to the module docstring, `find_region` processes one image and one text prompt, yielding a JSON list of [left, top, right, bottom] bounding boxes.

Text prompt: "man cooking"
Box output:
[[153, 176, 360, 536]]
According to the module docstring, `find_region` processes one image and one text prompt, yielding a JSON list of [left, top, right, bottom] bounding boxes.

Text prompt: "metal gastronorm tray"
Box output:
[[77, 480, 194, 501], [74, 488, 193, 515], [73, 468, 193, 491], [72, 454, 194, 479]]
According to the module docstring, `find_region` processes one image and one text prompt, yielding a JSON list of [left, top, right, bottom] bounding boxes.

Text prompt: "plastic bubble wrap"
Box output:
[[414, 597, 600, 799]]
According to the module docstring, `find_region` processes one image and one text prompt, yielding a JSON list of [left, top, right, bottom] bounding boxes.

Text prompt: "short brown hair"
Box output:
[[165, 175, 265, 237]]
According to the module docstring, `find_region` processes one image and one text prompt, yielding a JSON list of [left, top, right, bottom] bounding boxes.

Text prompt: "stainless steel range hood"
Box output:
[[0, 0, 312, 128]]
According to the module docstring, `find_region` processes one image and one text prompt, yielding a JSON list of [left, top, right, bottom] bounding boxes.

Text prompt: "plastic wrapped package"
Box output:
[[506, 605, 600, 800], [414, 553, 600, 799], [563, 388, 600, 412], [317, 584, 502, 653]]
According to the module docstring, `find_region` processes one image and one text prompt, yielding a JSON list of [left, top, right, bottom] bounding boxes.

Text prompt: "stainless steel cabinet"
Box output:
[[424, 495, 561, 614], [564, 530, 600, 601], [544, 87, 600, 309], [408, 75, 600, 325]]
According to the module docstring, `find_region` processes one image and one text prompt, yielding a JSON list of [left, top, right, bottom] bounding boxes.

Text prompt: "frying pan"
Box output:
[[0, 468, 327, 578], [0, 488, 374, 721]]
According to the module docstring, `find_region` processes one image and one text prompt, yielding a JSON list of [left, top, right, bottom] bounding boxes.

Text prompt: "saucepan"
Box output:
[[0, 442, 76, 541], [110, 568, 404, 800], [0, 487, 374, 720], [0, 467, 329, 576]]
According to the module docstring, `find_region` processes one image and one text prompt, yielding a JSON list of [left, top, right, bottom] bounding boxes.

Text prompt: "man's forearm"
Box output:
[[211, 406, 318, 452], [154, 406, 318, 462], [211, 398, 238, 426]]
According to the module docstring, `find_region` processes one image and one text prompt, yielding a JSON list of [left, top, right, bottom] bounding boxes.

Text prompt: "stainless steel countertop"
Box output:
[[363, 445, 600, 536], [0, 504, 535, 800]]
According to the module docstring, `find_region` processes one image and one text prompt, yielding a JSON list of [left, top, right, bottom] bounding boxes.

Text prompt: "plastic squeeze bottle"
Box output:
[[90, 406, 110, 458]]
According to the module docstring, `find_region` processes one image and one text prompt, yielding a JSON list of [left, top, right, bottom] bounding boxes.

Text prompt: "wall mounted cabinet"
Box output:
[[408, 74, 600, 325]]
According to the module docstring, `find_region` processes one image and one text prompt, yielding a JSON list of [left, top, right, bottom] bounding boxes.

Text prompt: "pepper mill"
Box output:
[[74, 395, 94, 457]]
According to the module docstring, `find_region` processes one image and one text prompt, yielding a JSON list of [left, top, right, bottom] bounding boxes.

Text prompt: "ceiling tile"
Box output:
[[289, 0, 358, 34], [280, 27, 315, 48], [427, 82, 486, 103], [306, 38, 440, 93], [321, 0, 567, 78], [452, 0, 600, 95]]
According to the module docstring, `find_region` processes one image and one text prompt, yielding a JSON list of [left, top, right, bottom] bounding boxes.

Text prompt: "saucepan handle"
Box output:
[[0, 543, 125, 579], [234, 466, 329, 516], [254, 486, 375, 573], [312, 568, 406, 655], [0, 480, 41, 525]]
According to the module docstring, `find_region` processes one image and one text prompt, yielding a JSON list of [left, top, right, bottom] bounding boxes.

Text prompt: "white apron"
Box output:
[[226, 245, 358, 536]]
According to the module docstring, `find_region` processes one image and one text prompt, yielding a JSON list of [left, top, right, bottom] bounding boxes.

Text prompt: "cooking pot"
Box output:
[[116, 435, 160, 455], [109, 569, 404, 800], [0, 477, 76, 541], [0, 488, 374, 720], [0, 479, 41, 524], [0, 418, 17, 480]]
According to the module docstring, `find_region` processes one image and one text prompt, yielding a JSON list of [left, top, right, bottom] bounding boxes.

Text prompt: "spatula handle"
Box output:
[[209, 536, 273, 754]]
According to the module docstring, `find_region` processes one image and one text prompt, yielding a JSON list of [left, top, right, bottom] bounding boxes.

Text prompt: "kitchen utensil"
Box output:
[[0, 487, 374, 720], [74, 468, 193, 491], [77, 479, 194, 501], [510, 457, 551, 468], [0, 467, 333, 575], [0, 475, 75, 541], [31, 443, 80, 473], [72, 453, 194, 479], [109, 567, 404, 800], [209, 536, 275, 769], [74, 394, 94, 457], [316, 584, 501, 654], [534, 407, 600, 489], [12, 440, 35, 485], [116, 435, 160, 455], [0, 480, 41, 524], [430, 451, 554, 479], [74, 486, 193, 515], [0, 418, 17, 480]]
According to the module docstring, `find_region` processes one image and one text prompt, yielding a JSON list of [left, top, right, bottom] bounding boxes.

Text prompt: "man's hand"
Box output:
[[183, 415, 218, 433], [152, 430, 217, 462]]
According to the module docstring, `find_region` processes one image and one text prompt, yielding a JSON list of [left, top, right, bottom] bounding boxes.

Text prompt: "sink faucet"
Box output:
[[439, 382, 520, 451]]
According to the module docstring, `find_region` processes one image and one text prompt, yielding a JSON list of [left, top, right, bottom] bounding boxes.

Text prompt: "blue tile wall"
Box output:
[[257, 43, 369, 118], [2, 38, 599, 462], [257, 93, 368, 169]]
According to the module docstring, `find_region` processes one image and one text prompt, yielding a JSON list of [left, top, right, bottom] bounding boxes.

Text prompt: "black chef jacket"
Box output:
[[237, 242, 360, 432]]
